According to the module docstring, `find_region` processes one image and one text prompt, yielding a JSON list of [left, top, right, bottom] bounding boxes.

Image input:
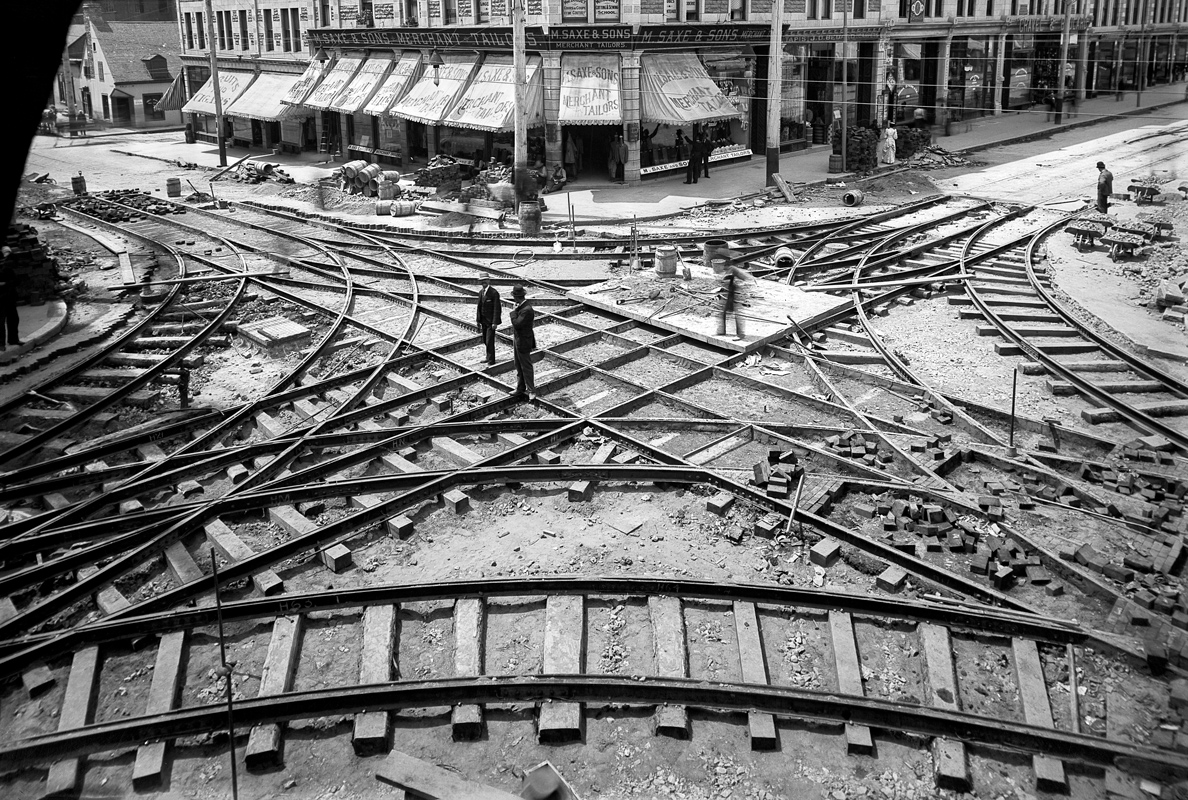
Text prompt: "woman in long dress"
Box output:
[[880, 125, 898, 165]]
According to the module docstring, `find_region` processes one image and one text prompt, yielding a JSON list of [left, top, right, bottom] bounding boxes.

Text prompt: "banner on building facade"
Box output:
[[304, 57, 364, 110], [281, 60, 328, 106], [182, 71, 255, 115], [558, 54, 622, 125], [329, 56, 393, 114], [443, 55, 544, 131], [363, 52, 422, 116], [389, 54, 478, 125]]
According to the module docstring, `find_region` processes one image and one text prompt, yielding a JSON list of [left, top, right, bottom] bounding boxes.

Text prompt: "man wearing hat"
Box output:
[[1096, 161, 1113, 213], [509, 284, 536, 400], [475, 273, 501, 366]]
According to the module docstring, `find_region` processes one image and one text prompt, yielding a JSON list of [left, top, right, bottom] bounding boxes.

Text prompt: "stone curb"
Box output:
[[0, 299, 69, 366]]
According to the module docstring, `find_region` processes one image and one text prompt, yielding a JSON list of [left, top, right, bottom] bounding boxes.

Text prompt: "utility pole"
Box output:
[[1136, 0, 1149, 108], [765, 0, 783, 186], [60, 48, 77, 118], [204, 0, 227, 166], [841, 0, 849, 172], [512, 0, 528, 211], [1055, 0, 1072, 123]]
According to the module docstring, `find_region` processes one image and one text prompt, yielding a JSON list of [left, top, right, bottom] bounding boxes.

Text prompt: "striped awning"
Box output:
[[364, 52, 421, 116], [181, 71, 254, 116], [388, 54, 477, 126], [281, 59, 327, 106], [303, 56, 364, 111], [154, 72, 186, 111], [640, 54, 739, 126], [442, 55, 543, 132], [225, 73, 308, 121], [328, 56, 392, 114]]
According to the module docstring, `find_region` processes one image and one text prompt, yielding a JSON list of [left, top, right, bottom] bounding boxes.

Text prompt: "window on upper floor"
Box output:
[[596, 0, 621, 21], [216, 10, 229, 50], [184, 13, 194, 50], [281, 8, 301, 52], [563, 0, 589, 22], [685, 0, 699, 22], [730, 0, 746, 20], [238, 10, 249, 50], [97, 60, 104, 82], [264, 10, 274, 51], [195, 12, 205, 49], [853, 0, 866, 19], [443, 0, 458, 23], [985, 0, 993, 15]]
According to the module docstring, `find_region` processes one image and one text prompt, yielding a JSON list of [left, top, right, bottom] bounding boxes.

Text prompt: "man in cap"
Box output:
[[475, 273, 501, 366], [1096, 161, 1113, 213], [510, 284, 536, 400]]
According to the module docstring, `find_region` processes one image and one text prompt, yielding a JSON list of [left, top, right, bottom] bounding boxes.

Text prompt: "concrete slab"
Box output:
[[648, 595, 689, 738]]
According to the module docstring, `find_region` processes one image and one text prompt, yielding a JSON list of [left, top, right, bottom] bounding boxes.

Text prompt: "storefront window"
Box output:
[[144, 93, 165, 120], [685, 0, 699, 21]]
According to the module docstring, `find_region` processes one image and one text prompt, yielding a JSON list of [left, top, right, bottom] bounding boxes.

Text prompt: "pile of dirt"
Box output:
[[275, 182, 377, 214], [858, 170, 941, 200]]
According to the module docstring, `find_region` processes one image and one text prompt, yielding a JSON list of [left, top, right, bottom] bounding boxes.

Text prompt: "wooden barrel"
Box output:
[[71, 173, 88, 196], [375, 200, 393, 215], [382, 170, 402, 182], [389, 200, 417, 217], [842, 189, 865, 207], [357, 164, 382, 184], [342, 160, 368, 179], [378, 182, 398, 200], [367, 179, 380, 195], [655, 245, 678, 276], [166, 177, 181, 197]]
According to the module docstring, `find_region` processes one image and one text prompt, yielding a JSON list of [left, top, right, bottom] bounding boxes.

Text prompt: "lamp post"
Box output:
[[427, 48, 444, 87], [204, 0, 226, 166], [765, 0, 784, 186]]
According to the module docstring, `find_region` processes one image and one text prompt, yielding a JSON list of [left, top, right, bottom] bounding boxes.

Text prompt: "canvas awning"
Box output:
[[225, 73, 307, 121], [558, 54, 622, 125], [303, 56, 364, 111], [389, 54, 477, 126], [328, 56, 392, 114], [155, 71, 186, 111], [640, 54, 739, 126], [281, 59, 327, 106], [898, 43, 923, 60], [182, 71, 255, 116], [363, 52, 421, 116], [442, 55, 543, 132]]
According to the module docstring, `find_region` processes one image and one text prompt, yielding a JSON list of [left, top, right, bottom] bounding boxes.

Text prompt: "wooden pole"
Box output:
[[204, 0, 227, 166], [765, 0, 784, 186], [512, 0, 528, 213], [1055, 0, 1072, 124]]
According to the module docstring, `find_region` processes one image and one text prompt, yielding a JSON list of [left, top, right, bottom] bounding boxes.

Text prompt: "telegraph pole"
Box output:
[[1055, 0, 1072, 123], [765, 0, 783, 186], [204, 0, 227, 166], [512, 0, 528, 209], [841, 0, 849, 171], [1136, 0, 1149, 107]]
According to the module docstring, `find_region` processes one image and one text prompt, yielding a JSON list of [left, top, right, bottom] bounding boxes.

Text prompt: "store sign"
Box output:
[[1013, 14, 1092, 31], [636, 24, 772, 46], [559, 53, 622, 123], [908, 0, 924, 22], [784, 27, 884, 42], [309, 23, 779, 50], [550, 26, 634, 50], [639, 148, 752, 175]]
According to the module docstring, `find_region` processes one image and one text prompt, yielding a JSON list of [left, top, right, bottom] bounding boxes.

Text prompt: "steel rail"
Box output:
[[0, 576, 1081, 680], [3, 675, 1181, 776]]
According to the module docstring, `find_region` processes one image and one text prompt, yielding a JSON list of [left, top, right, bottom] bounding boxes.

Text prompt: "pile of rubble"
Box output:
[[225, 161, 293, 185], [4, 223, 60, 303], [905, 144, 976, 170]]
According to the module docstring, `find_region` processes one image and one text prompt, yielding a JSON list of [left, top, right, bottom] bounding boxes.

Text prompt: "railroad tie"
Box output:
[[1011, 638, 1068, 793], [132, 630, 188, 790], [1, 598, 56, 698], [829, 610, 874, 755], [919, 624, 971, 792], [77, 565, 132, 616], [649, 596, 690, 738], [452, 598, 485, 740], [204, 519, 284, 595], [733, 601, 777, 750], [353, 605, 398, 755], [245, 615, 304, 771], [44, 646, 100, 797], [431, 436, 483, 467], [538, 595, 585, 743]]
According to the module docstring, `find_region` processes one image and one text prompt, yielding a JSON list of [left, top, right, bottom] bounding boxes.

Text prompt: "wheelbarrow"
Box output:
[[1065, 221, 1105, 252], [1101, 231, 1145, 262], [1127, 183, 1162, 205]]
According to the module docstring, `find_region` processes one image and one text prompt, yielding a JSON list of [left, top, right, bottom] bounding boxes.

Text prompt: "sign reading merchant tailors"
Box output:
[[307, 23, 779, 51], [559, 54, 622, 125]]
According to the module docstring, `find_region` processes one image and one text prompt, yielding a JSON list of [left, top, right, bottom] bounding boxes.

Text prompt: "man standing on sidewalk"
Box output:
[[510, 284, 536, 400], [475, 273, 501, 366], [1096, 162, 1114, 213], [0, 246, 22, 351]]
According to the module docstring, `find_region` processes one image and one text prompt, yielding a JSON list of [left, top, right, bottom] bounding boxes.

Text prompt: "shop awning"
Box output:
[[388, 54, 478, 126], [182, 71, 255, 116], [303, 56, 364, 111], [225, 72, 308, 121], [281, 59, 327, 106], [558, 54, 622, 125], [442, 55, 543, 132], [155, 71, 186, 111], [640, 53, 739, 126], [328, 56, 392, 114], [898, 43, 923, 60], [364, 52, 421, 116]]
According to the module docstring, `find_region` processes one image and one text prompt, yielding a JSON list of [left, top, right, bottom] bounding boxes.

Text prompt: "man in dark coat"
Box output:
[[699, 132, 713, 179], [684, 133, 704, 185], [0, 247, 21, 350], [475, 273, 501, 365], [510, 284, 536, 399], [1096, 161, 1114, 213]]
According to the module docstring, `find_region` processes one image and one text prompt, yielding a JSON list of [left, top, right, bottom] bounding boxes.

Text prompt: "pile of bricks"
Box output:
[[4, 223, 58, 303], [820, 430, 894, 467], [906, 433, 952, 463], [891, 395, 953, 426], [855, 494, 966, 552], [968, 469, 1069, 510], [1155, 279, 1187, 325], [752, 449, 804, 500], [973, 532, 1053, 592], [1078, 458, 1186, 535], [1066, 536, 1183, 590], [1115, 434, 1179, 466]]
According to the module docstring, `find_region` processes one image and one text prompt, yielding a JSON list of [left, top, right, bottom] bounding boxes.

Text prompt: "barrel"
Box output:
[[357, 164, 382, 184], [389, 200, 418, 217], [704, 239, 731, 273], [842, 189, 866, 207], [375, 200, 393, 215], [166, 177, 181, 197], [342, 159, 368, 179], [378, 182, 398, 200], [71, 173, 87, 196], [655, 245, 678, 276], [382, 170, 402, 183], [519, 201, 541, 236]]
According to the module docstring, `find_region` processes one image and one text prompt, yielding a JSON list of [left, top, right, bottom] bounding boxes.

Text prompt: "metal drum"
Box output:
[[842, 189, 866, 207]]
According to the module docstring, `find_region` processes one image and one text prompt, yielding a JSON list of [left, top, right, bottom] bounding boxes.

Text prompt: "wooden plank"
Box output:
[[538, 595, 584, 743], [44, 646, 100, 797], [920, 624, 970, 791], [268, 504, 316, 536], [649, 595, 689, 737], [133, 630, 188, 789], [733, 601, 777, 750], [829, 610, 873, 754], [1012, 638, 1068, 793], [353, 605, 397, 755], [376, 750, 521, 800], [77, 565, 132, 615], [772, 173, 795, 203], [453, 598, 485, 740], [245, 615, 303, 771]]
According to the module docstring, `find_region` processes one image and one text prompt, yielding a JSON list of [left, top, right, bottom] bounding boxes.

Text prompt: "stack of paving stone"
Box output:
[[1115, 433, 1179, 466], [855, 494, 976, 556], [975, 531, 1052, 591], [820, 430, 894, 467], [4, 223, 58, 303], [751, 449, 803, 500]]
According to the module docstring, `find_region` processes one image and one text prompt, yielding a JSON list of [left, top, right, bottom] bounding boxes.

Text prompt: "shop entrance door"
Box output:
[[563, 125, 615, 182], [806, 52, 834, 140], [251, 119, 264, 146], [112, 96, 133, 126], [302, 117, 318, 150]]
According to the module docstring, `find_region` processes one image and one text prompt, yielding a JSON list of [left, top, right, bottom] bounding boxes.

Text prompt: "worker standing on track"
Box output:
[[475, 273, 501, 366], [510, 284, 536, 400], [1096, 161, 1114, 213], [717, 265, 751, 342]]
